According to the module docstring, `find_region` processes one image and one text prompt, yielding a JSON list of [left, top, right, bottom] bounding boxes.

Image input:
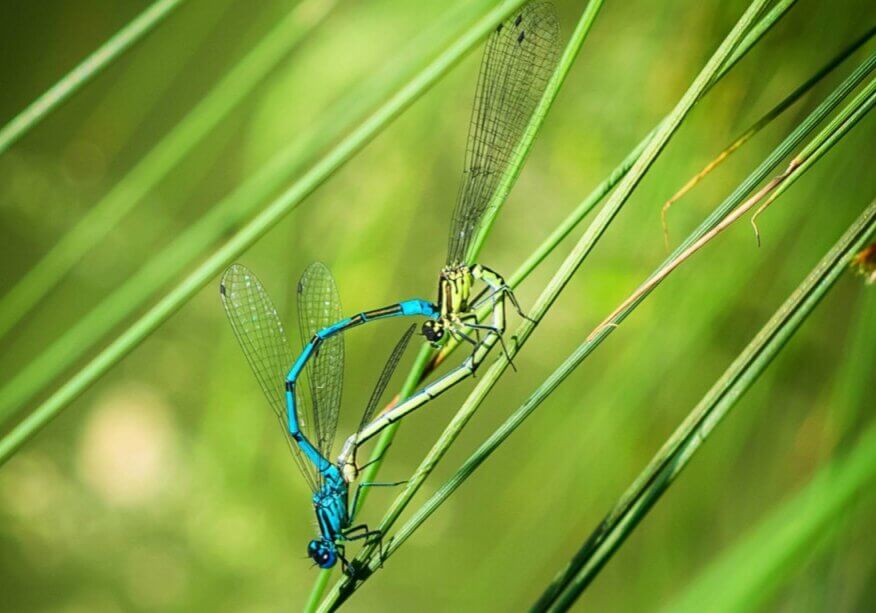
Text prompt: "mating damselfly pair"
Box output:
[[220, 2, 559, 572]]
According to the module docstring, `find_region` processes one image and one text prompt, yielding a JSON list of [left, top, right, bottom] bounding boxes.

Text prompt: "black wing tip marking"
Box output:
[[219, 283, 227, 296]]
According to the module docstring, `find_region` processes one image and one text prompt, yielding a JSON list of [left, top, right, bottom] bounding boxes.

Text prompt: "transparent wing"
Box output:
[[297, 262, 344, 464], [446, 1, 559, 266], [219, 264, 317, 492], [359, 324, 417, 432]]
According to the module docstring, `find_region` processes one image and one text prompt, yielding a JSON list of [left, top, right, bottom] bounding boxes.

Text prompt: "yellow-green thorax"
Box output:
[[438, 265, 474, 319]]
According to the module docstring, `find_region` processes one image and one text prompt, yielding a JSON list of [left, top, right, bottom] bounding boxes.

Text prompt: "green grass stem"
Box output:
[[318, 0, 774, 607], [0, 0, 485, 424], [665, 282, 876, 613], [0, 0, 531, 463], [539, 199, 876, 611], [0, 0, 186, 156], [0, 0, 336, 341]]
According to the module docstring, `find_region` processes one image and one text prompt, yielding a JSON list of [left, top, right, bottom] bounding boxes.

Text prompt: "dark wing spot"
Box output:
[[496, 23, 503, 33], [515, 14, 523, 26], [219, 283, 226, 295], [517, 30, 525, 43]]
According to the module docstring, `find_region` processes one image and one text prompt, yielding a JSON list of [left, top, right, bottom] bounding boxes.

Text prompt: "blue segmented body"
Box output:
[[221, 262, 419, 571], [284, 300, 439, 457]]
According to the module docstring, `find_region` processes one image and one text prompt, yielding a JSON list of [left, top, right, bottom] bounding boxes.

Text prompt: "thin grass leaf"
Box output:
[[379, 48, 876, 608], [661, 25, 876, 249], [349, 0, 803, 515], [508, 0, 802, 287], [318, 0, 772, 607], [750, 79, 876, 242], [594, 76, 876, 337], [0, 0, 484, 424], [347, 0, 606, 517], [0, 0, 535, 466], [539, 200, 876, 611], [0, 0, 337, 341], [325, 32, 875, 610], [0, 0, 186, 156], [665, 292, 876, 613]]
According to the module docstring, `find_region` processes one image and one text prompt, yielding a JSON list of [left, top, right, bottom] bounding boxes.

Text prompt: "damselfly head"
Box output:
[[422, 319, 445, 345], [307, 539, 337, 569]]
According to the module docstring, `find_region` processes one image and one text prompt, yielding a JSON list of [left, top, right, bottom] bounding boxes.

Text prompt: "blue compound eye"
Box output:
[[307, 540, 337, 569]]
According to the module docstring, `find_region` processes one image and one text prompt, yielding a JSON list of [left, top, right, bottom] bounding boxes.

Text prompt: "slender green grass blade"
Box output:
[[317, 0, 773, 608], [661, 25, 876, 247], [0, 0, 186, 156], [0, 0, 336, 341], [0, 0, 479, 424], [0, 0, 531, 464], [665, 293, 876, 613], [350, 0, 802, 512], [541, 200, 876, 611], [304, 570, 333, 613]]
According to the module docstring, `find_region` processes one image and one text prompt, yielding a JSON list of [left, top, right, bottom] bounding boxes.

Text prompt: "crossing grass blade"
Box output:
[[536, 200, 876, 611], [0, 0, 487, 426], [0, 0, 187, 157], [316, 0, 775, 607], [0, 0, 337, 341], [0, 0, 531, 464], [340, 0, 804, 586], [664, 290, 876, 613]]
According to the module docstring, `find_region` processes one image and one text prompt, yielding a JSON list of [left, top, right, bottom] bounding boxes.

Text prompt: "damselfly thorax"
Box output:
[[421, 264, 508, 346]]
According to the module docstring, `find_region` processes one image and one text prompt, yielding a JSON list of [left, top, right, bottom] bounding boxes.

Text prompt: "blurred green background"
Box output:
[[0, 0, 874, 610]]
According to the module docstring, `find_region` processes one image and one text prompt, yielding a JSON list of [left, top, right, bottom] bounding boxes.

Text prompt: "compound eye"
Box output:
[[421, 322, 436, 341]]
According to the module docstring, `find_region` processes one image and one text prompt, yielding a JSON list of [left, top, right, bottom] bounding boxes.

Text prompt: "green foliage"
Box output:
[[0, 0, 873, 611]]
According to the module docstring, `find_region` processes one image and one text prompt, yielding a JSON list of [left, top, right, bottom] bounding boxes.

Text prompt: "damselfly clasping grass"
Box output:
[[0, 0, 873, 611]]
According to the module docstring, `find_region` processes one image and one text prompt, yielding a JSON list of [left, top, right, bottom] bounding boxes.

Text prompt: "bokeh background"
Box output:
[[1, 0, 874, 610]]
